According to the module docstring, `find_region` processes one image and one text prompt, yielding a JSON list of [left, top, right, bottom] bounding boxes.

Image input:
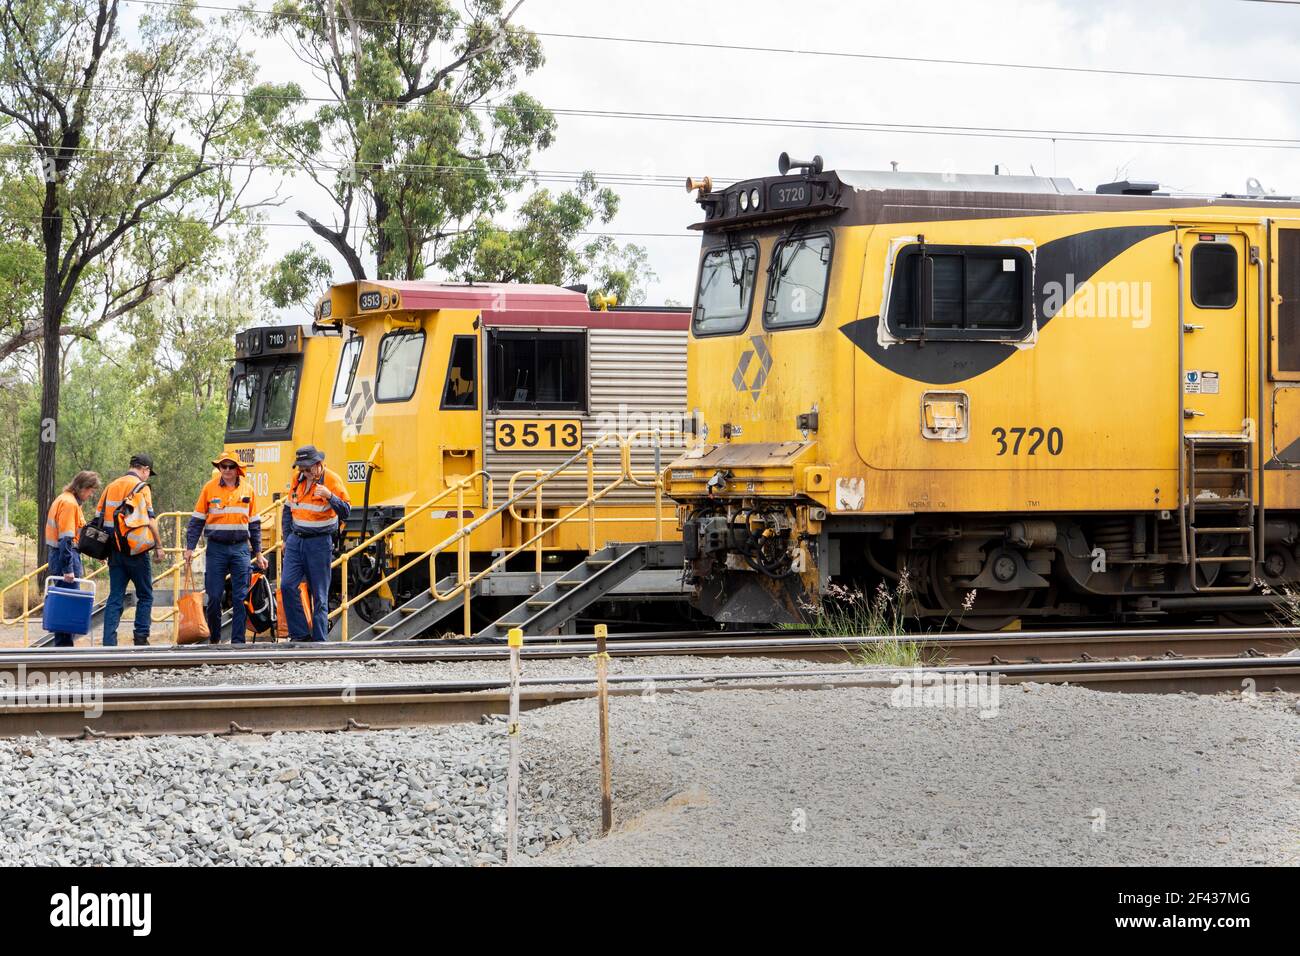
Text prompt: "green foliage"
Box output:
[[586, 242, 657, 308], [444, 172, 614, 282], [251, 0, 555, 280], [6, 233, 259, 522], [1, 0, 281, 539], [263, 243, 334, 313], [10, 499, 36, 542], [444, 172, 656, 304]]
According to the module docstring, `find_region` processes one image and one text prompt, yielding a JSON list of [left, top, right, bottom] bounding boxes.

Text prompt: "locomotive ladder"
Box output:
[[1184, 435, 1257, 593]]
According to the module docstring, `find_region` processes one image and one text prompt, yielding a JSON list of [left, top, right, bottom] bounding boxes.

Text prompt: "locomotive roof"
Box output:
[[361, 281, 589, 312], [836, 169, 1078, 195], [317, 280, 688, 331], [694, 163, 1300, 233]]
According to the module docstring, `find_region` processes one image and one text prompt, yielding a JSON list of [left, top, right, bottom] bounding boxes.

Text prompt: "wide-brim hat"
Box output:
[[293, 445, 325, 468], [211, 453, 246, 477]]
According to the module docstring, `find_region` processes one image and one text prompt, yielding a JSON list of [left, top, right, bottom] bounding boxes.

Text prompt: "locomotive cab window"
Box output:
[[1191, 242, 1238, 309], [441, 334, 478, 409], [764, 233, 832, 330], [260, 365, 299, 433], [375, 330, 426, 403], [489, 330, 587, 411], [331, 335, 363, 406], [226, 369, 260, 433], [693, 242, 759, 336], [886, 244, 1032, 341]]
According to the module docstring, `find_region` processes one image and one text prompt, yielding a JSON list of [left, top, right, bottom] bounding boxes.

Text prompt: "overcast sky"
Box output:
[[179, 0, 1300, 305]]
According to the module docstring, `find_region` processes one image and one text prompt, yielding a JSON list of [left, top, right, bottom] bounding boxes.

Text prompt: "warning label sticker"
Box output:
[[1185, 370, 1220, 394]]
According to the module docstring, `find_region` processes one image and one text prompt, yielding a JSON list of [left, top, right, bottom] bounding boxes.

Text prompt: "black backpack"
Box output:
[[245, 570, 277, 635]]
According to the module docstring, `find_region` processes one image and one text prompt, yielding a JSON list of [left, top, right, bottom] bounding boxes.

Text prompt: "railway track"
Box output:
[[1, 625, 1294, 678], [0, 654, 1296, 739]]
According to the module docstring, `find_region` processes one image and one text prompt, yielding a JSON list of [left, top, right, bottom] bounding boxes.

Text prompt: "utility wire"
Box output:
[[116, 0, 1300, 88], [5, 88, 1297, 152], [20, 213, 695, 236]]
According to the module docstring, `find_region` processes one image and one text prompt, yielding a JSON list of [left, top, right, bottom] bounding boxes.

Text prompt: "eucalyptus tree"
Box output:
[[0, 0, 278, 537]]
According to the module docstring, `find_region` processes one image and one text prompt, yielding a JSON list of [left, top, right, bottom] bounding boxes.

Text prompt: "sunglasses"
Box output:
[[218, 463, 239, 471]]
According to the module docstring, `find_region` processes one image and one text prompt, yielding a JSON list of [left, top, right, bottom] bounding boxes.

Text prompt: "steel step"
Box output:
[[475, 541, 683, 641]]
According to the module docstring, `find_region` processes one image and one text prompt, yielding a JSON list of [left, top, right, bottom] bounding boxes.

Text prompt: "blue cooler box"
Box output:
[[43, 577, 94, 636]]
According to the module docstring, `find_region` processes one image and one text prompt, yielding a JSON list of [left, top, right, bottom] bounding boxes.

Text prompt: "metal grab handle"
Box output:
[[44, 576, 94, 593]]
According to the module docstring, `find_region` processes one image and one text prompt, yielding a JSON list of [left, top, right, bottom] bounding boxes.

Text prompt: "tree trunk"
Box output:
[[35, 181, 63, 547], [35, 286, 63, 548], [374, 191, 392, 279]]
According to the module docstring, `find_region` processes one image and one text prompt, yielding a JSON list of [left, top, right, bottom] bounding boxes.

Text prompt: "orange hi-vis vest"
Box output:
[[286, 468, 350, 534], [45, 491, 84, 547], [97, 474, 156, 556], [191, 476, 258, 538]]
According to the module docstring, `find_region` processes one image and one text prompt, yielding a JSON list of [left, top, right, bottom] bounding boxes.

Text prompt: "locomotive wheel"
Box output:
[[354, 592, 392, 624], [928, 546, 1042, 632]]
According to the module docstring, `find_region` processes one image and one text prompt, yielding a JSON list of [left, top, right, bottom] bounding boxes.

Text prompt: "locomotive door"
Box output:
[[1266, 222, 1300, 511], [1180, 228, 1248, 433]]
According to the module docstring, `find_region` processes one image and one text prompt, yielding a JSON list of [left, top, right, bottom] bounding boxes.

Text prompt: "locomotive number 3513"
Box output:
[[494, 419, 582, 451]]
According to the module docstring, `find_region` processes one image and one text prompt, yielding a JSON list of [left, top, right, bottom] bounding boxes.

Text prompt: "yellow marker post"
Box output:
[[506, 626, 523, 865], [592, 623, 613, 835]]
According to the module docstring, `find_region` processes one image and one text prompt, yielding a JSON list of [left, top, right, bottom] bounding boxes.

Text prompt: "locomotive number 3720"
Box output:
[[992, 426, 1063, 456]]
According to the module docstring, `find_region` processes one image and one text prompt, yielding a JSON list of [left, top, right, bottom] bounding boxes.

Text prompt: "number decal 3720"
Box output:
[[992, 427, 1063, 456]]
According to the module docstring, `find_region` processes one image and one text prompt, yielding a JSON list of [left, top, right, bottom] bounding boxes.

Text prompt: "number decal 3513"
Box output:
[[992, 427, 1063, 456]]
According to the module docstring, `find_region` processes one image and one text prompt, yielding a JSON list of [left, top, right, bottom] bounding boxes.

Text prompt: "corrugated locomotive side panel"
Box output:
[[482, 326, 688, 505]]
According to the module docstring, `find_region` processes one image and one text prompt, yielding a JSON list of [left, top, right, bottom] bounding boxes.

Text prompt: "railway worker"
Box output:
[[182, 453, 268, 645], [43, 471, 101, 647], [280, 445, 350, 642], [98, 453, 162, 646]]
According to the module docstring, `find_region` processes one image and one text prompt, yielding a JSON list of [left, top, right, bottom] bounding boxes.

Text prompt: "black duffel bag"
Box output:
[[77, 503, 115, 560]]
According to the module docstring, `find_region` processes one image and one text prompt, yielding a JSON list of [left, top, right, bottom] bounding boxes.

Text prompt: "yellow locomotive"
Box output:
[[299, 280, 689, 626], [669, 155, 1300, 628], [223, 323, 343, 512]]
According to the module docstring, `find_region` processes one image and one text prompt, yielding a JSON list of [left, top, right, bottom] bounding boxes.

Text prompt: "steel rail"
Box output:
[[1, 655, 1296, 739], [1, 625, 1294, 677]]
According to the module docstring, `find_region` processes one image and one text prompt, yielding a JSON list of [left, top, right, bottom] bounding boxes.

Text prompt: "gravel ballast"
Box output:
[[0, 681, 1294, 866], [0, 723, 559, 866], [528, 683, 1299, 866]]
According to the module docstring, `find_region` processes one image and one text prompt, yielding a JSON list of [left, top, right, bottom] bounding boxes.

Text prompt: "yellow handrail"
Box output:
[[331, 473, 493, 642], [507, 429, 675, 543], [324, 430, 682, 641], [329, 431, 638, 640], [429, 433, 632, 637]]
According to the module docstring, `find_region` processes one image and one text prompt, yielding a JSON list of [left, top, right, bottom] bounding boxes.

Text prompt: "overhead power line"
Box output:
[[7, 85, 1298, 153], [21, 213, 695, 237], [116, 0, 1300, 88], [0, 144, 727, 186]]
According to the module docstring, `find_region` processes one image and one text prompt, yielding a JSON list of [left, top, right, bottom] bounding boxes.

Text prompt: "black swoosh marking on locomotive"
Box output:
[[1265, 436, 1300, 469], [839, 224, 1174, 385]]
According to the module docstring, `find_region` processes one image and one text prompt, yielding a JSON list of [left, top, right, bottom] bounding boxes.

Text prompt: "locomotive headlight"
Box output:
[[749, 188, 761, 210], [738, 189, 750, 211]]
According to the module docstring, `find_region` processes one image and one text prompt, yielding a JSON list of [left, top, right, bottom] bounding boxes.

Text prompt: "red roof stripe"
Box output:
[[482, 309, 690, 331]]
